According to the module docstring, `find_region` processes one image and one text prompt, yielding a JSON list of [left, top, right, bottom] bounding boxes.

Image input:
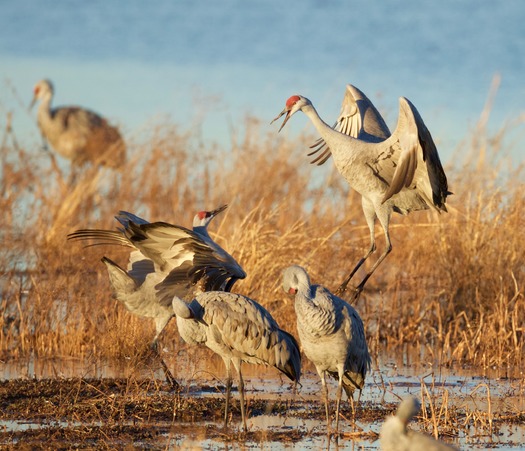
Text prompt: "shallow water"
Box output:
[[1, 353, 524, 449]]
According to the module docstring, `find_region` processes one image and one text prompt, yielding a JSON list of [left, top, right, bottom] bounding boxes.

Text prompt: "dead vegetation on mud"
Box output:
[[0, 377, 523, 449], [0, 377, 382, 449]]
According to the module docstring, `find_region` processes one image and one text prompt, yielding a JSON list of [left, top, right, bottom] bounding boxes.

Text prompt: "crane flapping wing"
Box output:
[[121, 221, 245, 306], [308, 84, 390, 166], [381, 97, 449, 211], [155, 237, 246, 306]]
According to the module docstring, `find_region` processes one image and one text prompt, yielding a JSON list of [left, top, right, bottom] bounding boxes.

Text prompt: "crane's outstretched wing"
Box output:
[[381, 97, 450, 211], [121, 221, 245, 306], [308, 84, 390, 166], [67, 210, 150, 248], [68, 212, 246, 306]]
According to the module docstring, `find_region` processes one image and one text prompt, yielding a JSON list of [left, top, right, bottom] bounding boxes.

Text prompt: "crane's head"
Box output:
[[282, 265, 311, 296], [193, 204, 228, 229], [396, 396, 421, 426], [271, 95, 310, 132], [30, 79, 54, 109]]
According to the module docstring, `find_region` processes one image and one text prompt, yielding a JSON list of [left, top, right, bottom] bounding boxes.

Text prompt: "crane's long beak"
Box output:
[[29, 95, 37, 112], [209, 204, 228, 218], [271, 108, 291, 133]]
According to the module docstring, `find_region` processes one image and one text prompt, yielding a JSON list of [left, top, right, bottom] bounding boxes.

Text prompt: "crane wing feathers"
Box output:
[[66, 229, 133, 248], [383, 97, 449, 209], [155, 249, 246, 307], [127, 254, 156, 285], [199, 292, 300, 381], [116, 211, 150, 228], [298, 286, 343, 337], [308, 84, 391, 166], [124, 221, 199, 269], [381, 139, 418, 202], [70, 213, 245, 316]]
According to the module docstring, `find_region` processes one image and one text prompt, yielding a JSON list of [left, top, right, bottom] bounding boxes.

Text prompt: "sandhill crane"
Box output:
[[308, 84, 391, 165], [172, 290, 301, 431], [273, 92, 450, 295], [380, 396, 460, 450], [30, 79, 126, 169], [67, 205, 246, 385], [282, 265, 370, 435]]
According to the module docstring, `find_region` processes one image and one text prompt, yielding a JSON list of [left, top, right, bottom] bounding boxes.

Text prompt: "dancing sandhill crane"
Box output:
[[67, 205, 246, 385], [308, 84, 391, 165], [273, 92, 450, 295], [171, 290, 301, 431], [282, 265, 370, 434], [380, 396, 460, 450], [30, 79, 126, 168]]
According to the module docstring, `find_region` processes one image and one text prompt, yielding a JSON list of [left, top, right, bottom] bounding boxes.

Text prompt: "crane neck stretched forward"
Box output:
[[298, 100, 377, 155]]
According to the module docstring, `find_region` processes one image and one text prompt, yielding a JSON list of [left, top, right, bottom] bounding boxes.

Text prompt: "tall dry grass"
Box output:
[[0, 100, 523, 375]]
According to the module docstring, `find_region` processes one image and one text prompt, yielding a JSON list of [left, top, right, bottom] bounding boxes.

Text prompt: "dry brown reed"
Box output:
[[0, 97, 523, 376]]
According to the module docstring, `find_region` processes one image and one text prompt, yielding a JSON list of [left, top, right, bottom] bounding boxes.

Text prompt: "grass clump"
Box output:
[[0, 98, 523, 375]]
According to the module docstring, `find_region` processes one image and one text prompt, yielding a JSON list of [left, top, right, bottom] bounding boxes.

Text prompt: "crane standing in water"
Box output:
[[171, 290, 301, 432], [282, 265, 370, 435], [68, 205, 246, 386]]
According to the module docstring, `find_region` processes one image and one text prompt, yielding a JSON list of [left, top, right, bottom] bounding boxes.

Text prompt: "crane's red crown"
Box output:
[[286, 95, 301, 108], [197, 211, 208, 220]]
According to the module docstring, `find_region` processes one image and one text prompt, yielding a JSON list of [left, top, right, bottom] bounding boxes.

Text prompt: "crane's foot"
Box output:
[[163, 368, 180, 389], [335, 282, 362, 301], [334, 280, 351, 296], [151, 342, 180, 389], [158, 357, 180, 389]]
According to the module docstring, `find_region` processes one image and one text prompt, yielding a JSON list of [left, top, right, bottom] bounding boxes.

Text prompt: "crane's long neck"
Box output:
[[37, 92, 54, 127], [193, 225, 216, 250], [192, 225, 211, 239], [301, 104, 333, 135], [172, 295, 192, 319], [301, 104, 359, 158], [293, 275, 314, 311]]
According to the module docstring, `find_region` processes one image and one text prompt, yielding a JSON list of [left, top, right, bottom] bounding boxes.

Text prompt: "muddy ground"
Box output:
[[0, 377, 397, 449], [1, 377, 524, 450]]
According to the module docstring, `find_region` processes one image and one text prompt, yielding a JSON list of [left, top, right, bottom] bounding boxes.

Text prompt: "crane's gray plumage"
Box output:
[[67, 206, 246, 385], [380, 396, 460, 451], [172, 290, 301, 431], [282, 265, 370, 433], [68, 205, 246, 309], [31, 79, 126, 168], [308, 84, 391, 165], [273, 91, 450, 295]]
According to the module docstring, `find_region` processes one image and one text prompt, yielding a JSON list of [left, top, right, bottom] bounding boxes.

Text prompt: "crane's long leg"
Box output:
[[320, 371, 331, 432], [355, 215, 392, 292], [337, 199, 377, 295], [152, 323, 179, 388], [338, 201, 395, 295], [336, 241, 375, 295], [237, 362, 247, 432], [335, 370, 344, 434], [151, 340, 179, 388], [223, 359, 233, 429], [157, 353, 179, 388]]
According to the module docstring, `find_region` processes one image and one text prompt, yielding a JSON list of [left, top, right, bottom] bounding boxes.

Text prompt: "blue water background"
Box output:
[[1, 0, 524, 164]]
